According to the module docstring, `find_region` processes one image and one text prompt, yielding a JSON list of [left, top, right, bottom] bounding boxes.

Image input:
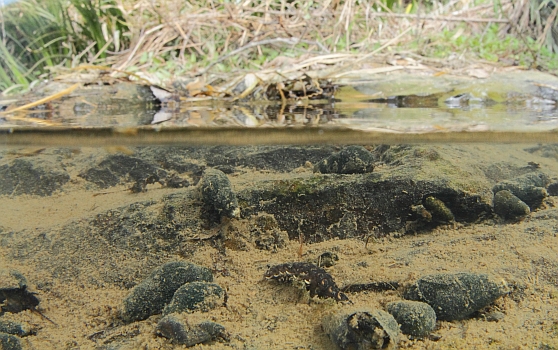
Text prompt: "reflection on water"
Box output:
[[1, 143, 558, 348]]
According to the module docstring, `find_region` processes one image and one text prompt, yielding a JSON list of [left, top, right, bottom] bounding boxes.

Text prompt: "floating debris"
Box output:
[[386, 301, 436, 338], [404, 272, 509, 321], [121, 262, 213, 322], [322, 309, 400, 350], [264, 262, 348, 302], [493, 190, 530, 220]]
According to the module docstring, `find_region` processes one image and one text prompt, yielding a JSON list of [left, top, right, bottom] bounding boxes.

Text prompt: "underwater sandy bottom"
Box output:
[[0, 144, 557, 350]]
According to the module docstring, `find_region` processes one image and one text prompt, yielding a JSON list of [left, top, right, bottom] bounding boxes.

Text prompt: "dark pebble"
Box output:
[[404, 272, 508, 321], [156, 314, 227, 346], [200, 168, 239, 218], [121, 262, 213, 322], [0, 320, 33, 337], [386, 300, 436, 338], [493, 190, 530, 220], [163, 282, 225, 315], [322, 309, 400, 350], [316, 251, 339, 268], [0, 333, 22, 350], [492, 172, 549, 208], [314, 145, 375, 174]]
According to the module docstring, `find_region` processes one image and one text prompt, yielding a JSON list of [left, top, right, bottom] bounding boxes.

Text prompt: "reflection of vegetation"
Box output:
[[1, 0, 558, 93]]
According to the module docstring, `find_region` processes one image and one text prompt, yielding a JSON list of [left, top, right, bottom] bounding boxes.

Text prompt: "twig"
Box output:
[[368, 12, 509, 23]]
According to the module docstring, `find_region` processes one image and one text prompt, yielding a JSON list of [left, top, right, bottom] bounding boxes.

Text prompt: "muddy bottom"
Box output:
[[0, 143, 557, 349]]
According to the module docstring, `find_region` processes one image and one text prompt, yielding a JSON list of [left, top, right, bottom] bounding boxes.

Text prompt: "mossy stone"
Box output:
[[201, 168, 239, 218], [404, 272, 508, 321], [314, 146, 375, 174], [122, 262, 213, 322], [157, 314, 227, 346], [386, 301, 436, 338], [163, 282, 225, 315], [493, 190, 530, 220]]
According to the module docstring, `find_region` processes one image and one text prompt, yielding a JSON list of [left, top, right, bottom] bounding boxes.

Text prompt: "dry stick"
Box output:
[[194, 37, 327, 77], [0, 83, 80, 115], [368, 12, 509, 23]]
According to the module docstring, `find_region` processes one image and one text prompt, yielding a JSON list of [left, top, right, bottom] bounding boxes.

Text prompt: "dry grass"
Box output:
[[93, 0, 538, 84]]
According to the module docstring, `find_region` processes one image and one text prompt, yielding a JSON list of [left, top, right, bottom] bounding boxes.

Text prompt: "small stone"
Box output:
[[251, 214, 288, 250], [200, 168, 240, 218], [0, 320, 33, 337], [163, 282, 225, 315], [404, 272, 509, 321], [316, 252, 339, 268], [492, 172, 549, 208], [156, 314, 227, 347], [423, 197, 454, 223], [0, 333, 22, 350], [386, 301, 436, 338], [322, 308, 400, 350], [121, 262, 213, 322], [314, 146, 375, 174], [493, 190, 530, 220], [482, 310, 505, 322]]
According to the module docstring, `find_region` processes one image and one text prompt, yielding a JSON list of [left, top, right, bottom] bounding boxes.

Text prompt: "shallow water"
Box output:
[[1, 72, 558, 349]]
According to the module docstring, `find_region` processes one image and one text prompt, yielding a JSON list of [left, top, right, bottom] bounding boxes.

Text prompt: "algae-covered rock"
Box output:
[[423, 196, 454, 223], [386, 301, 436, 338], [0, 333, 22, 350], [163, 282, 225, 315], [322, 309, 400, 350], [493, 190, 530, 220], [156, 314, 227, 346], [314, 145, 375, 174], [404, 272, 508, 321], [200, 168, 239, 218], [0, 320, 34, 337], [492, 172, 549, 208], [122, 262, 213, 322]]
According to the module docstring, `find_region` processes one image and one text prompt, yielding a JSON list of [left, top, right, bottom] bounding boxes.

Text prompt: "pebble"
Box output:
[[0, 333, 22, 350], [322, 308, 400, 350], [121, 262, 213, 322], [423, 196, 454, 223], [314, 146, 375, 174], [493, 190, 530, 220], [156, 314, 227, 346], [0, 320, 33, 337], [492, 172, 549, 208], [386, 301, 436, 338], [404, 272, 509, 321], [200, 168, 240, 218], [162, 282, 225, 315]]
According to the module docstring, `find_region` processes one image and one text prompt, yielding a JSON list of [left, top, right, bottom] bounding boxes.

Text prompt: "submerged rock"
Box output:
[[163, 282, 225, 315], [493, 190, 530, 220], [322, 309, 400, 350], [423, 196, 454, 223], [404, 273, 508, 321], [121, 262, 213, 322], [156, 314, 227, 347], [0, 333, 22, 350], [0, 159, 69, 196], [0, 320, 33, 337], [386, 301, 436, 338], [314, 145, 375, 174], [492, 172, 549, 208], [200, 168, 240, 219]]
